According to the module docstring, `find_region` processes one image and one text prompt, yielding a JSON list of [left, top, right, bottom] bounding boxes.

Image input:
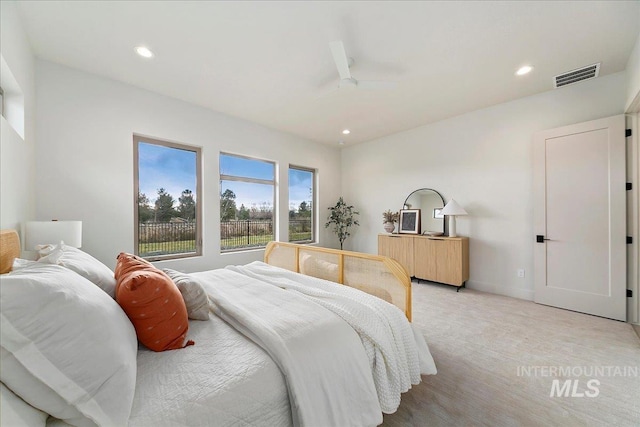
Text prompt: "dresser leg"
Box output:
[[457, 282, 466, 292]]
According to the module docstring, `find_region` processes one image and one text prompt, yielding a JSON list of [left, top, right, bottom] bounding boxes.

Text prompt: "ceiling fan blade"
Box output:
[[329, 41, 351, 80], [356, 80, 398, 90]]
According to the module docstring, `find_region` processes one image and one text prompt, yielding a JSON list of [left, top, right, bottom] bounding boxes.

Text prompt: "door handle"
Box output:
[[536, 235, 551, 243]]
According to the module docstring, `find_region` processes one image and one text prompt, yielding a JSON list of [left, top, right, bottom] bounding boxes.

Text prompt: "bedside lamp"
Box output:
[[24, 220, 82, 250], [440, 199, 467, 238]]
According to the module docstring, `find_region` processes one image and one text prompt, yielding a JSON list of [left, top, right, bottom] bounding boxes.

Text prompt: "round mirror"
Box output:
[[403, 188, 445, 235]]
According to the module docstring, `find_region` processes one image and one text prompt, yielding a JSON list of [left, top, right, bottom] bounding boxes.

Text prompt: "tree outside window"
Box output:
[[219, 153, 275, 252], [134, 136, 201, 260], [288, 166, 315, 243]]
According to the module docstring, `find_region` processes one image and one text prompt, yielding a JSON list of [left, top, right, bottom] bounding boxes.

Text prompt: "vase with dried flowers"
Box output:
[[382, 210, 399, 233]]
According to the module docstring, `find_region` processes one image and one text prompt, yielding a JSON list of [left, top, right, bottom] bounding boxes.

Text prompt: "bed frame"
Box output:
[[264, 241, 412, 321]]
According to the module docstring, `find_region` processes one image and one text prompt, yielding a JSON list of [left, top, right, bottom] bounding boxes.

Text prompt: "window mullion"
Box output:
[[220, 174, 274, 186]]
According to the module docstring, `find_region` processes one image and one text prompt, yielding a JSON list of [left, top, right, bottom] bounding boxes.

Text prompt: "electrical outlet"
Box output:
[[517, 269, 525, 278]]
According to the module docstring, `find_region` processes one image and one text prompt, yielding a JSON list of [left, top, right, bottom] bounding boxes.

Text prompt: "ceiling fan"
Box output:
[[322, 41, 397, 95]]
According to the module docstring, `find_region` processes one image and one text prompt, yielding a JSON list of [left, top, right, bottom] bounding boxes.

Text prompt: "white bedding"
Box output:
[[130, 314, 292, 426], [43, 261, 435, 427], [228, 261, 437, 413], [47, 313, 291, 427], [195, 268, 383, 427]]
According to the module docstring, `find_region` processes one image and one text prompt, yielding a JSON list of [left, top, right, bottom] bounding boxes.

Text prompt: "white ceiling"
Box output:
[[15, 1, 640, 146]]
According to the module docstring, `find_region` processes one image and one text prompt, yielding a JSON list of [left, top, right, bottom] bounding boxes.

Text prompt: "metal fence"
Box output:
[[139, 218, 312, 256], [138, 222, 196, 257], [288, 218, 313, 243], [221, 220, 274, 251]]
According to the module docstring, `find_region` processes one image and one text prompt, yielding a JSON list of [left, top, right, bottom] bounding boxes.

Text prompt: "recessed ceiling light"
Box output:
[[516, 65, 533, 76], [342, 129, 351, 135], [338, 140, 345, 146], [135, 46, 154, 58]]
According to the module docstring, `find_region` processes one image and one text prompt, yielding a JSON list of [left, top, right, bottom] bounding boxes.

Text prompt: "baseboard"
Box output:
[[466, 280, 535, 301]]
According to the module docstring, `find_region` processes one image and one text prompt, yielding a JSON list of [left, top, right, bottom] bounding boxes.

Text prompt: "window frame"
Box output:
[[133, 134, 202, 261], [219, 152, 277, 253], [288, 164, 316, 244]]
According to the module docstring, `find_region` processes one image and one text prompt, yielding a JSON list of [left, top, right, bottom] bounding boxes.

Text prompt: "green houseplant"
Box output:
[[325, 197, 360, 250]]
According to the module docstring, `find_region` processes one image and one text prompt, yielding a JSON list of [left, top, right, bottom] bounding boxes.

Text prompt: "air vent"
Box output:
[[554, 63, 600, 88]]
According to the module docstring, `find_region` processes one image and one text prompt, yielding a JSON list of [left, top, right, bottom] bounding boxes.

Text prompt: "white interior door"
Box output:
[[533, 115, 626, 321]]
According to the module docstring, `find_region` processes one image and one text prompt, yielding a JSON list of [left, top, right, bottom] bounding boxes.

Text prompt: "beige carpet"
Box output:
[[382, 282, 640, 426]]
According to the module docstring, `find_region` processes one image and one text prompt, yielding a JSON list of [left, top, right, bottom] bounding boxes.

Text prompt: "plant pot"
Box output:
[[383, 222, 395, 233]]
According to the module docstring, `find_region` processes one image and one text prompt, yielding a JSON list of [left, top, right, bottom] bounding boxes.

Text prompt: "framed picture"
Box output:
[[433, 208, 444, 219], [399, 209, 421, 234]]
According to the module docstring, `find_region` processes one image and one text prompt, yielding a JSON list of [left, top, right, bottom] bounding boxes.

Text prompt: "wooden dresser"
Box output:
[[378, 234, 469, 290]]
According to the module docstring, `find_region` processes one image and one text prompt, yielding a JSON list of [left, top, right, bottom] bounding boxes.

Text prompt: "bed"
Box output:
[[0, 229, 436, 427]]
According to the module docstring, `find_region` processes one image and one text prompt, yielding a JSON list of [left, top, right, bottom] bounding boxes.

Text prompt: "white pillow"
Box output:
[[11, 258, 39, 271], [163, 269, 210, 320], [0, 263, 138, 426], [1, 383, 48, 427], [37, 243, 116, 298]]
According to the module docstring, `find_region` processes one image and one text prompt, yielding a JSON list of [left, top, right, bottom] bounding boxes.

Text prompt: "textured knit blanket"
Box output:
[[198, 267, 382, 427], [227, 261, 437, 413]]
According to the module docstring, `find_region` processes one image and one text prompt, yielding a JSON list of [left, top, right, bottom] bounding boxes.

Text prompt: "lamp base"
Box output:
[[448, 216, 457, 238]]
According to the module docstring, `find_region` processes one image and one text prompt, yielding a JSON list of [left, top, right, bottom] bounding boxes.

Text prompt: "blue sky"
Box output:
[[139, 144, 312, 212], [288, 168, 313, 210], [138, 142, 196, 205]]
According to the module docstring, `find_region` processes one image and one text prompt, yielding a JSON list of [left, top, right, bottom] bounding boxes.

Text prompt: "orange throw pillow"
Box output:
[[114, 253, 193, 352]]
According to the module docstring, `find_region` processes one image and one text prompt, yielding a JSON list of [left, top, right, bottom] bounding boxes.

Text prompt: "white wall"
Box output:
[[35, 61, 342, 271], [0, 1, 35, 233], [625, 12, 640, 111], [341, 72, 628, 301]]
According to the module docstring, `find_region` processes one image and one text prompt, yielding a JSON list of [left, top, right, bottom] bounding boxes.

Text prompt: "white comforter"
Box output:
[[47, 312, 292, 427], [228, 262, 437, 414], [197, 268, 383, 427], [45, 262, 436, 427]]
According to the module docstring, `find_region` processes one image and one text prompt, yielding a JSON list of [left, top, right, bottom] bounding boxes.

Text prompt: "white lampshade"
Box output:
[[24, 221, 82, 250], [440, 199, 468, 216], [441, 199, 467, 238]]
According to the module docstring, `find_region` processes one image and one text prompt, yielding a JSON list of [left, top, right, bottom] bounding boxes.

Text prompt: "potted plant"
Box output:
[[382, 210, 399, 233], [325, 197, 360, 250]]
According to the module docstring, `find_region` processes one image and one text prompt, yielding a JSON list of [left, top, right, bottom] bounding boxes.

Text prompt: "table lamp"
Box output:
[[440, 199, 467, 238], [24, 220, 82, 250]]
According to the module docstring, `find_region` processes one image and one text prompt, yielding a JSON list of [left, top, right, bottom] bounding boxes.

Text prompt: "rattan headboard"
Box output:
[[0, 229, 20, 274]]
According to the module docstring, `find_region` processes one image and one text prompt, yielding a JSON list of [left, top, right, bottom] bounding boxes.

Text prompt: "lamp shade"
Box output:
[[24, 221, 82, 250], [440, 199, 468, 216], [441, 199, 467, 238]]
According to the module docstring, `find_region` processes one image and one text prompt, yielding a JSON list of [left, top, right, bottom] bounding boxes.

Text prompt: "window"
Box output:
[[288, 166, 315, 243], [220, 153, 276, 252], [134, 135, 201, 260], [0, 56, 25, 139]]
